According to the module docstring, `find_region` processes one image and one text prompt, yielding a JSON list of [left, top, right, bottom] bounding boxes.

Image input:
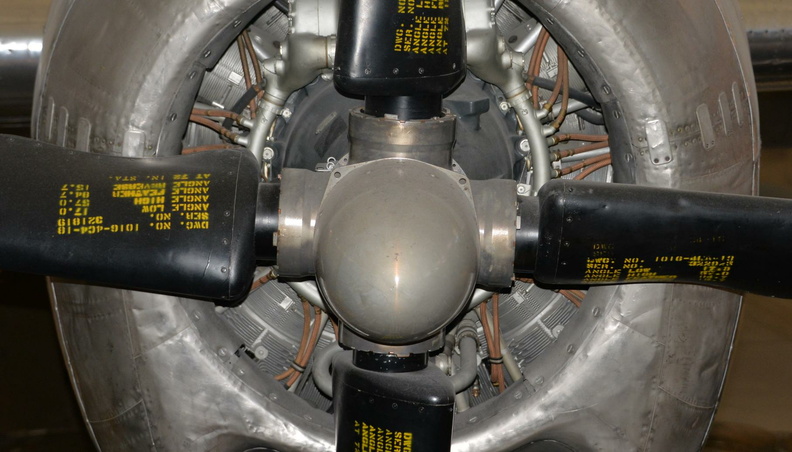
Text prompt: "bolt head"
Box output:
[[262, 147, 276, 160], [254, 346, 268, 360]]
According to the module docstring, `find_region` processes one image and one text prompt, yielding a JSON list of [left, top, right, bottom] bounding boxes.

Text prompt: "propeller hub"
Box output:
[[314, 158, 479, 345]]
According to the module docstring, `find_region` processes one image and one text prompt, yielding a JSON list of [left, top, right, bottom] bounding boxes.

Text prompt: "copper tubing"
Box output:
[[188, 115, 239, 141], [275, 300, 312, 381], [237, 36, 258, 119], [542, 46, 566, 112], [522, 278, 585, 308], [286, 306, 324, 387], [559, 289, 583, 308], [242, 30, 262, 85], [552, 141, 610, 160], [559, 153, 611, 176], [478, 302, 496, 387], [237, 37, 253, 90], [480, 300, 506, 393], [249, 270, 275, 292], [528, 29, 551, 109], [570, 289, 586, 300], [242, 30, 265, 101], [550, 52, 570, 130], [181, 144, 237, 155], [554, 133, 609, 143], [574, 158, 612, 180], [191, 108, 244, 122], [492, 294, 506, 393]]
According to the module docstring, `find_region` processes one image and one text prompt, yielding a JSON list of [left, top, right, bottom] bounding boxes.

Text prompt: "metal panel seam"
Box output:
[[655, 385, 717, 410], [641, 283, 675, 451], [32, 0, 78, 137], [87, 399, 146, 424], [121, 289, 159, 450], [46, 279, 102, 450], [714, 0, 761, 195]]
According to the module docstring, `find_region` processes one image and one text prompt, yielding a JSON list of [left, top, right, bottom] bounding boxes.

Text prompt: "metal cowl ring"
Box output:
[[314, 159, 480, 345]]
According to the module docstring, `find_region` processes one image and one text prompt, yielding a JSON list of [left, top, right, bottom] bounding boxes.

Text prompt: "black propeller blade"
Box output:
[[1, 133, 790, 303], [0, 134, 262, 304], [516, 179, 792, 298]]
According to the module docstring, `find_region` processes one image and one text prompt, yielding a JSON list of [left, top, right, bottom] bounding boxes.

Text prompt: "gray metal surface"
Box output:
[[315, 158, 480, 346], [347, 109, 456, 167], [275, 168, 329, 278], [3, 0, 787, 133], [447, 316, 480, 393], [465, 0, 552, 192], [448, 1, 755, 450], [249, 30, 335, 163], [246, 0, 337, 164], [471, 179, 518, 288], [34, 0, 757, 450]]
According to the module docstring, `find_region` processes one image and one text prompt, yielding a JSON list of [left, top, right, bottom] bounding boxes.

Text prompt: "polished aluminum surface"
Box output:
[[35, 0, 758, 450], [448, 1, 755, 449], [470, 179, 518, 288], [275, 168, 329, 278], [5, 0, 786, 130], [348, 109, 456, 167]]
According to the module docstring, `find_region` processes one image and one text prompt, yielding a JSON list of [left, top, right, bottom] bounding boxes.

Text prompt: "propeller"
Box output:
[[1, 133, 789, 304], [517, 179, 792, 298], [0, 134, 272, 305], [2, 132, 788, 451]]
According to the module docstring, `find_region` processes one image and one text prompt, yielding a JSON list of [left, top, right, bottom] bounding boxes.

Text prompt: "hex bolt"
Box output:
[[262, 147, 276, 161], [519, 138, 531, 153], [254, 346, 268, 360]]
